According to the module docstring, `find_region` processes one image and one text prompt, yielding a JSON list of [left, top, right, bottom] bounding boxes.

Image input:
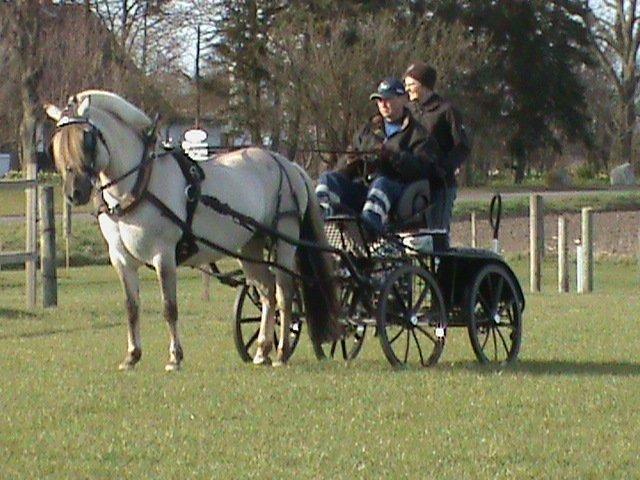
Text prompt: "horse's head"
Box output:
[[45, 91, 154, 207], [45, 97, 105, 206]]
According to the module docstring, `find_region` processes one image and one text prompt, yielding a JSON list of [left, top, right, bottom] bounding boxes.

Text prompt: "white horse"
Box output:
[[45, 90, 339, 370]]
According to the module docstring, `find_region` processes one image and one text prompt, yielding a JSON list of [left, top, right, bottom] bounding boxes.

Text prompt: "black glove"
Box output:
[[378, 144, 400, 178], [379, 143, 393, 164]]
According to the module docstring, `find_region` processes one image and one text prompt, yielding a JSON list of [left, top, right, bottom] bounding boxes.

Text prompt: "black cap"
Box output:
[[404, 62, 437, 90], [369, 77, 406, 100]]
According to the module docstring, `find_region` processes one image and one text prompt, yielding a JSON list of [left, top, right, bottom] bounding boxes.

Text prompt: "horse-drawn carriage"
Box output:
[[46, 90, 524, 371], [232, 183, 525, 368]]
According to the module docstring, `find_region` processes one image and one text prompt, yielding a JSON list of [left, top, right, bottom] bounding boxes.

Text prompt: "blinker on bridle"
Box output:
[[52, 106, 160, 200], [53, 115, 108, 179]]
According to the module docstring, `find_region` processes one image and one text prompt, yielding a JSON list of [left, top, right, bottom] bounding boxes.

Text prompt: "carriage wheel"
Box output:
[[467, 264, 522, 364], [233, 284, 303, 363], [313, 284, 367, 361], [376, 264, 446, 368]]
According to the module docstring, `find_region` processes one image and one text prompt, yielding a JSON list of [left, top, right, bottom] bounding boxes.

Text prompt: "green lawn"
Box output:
[[1, 260, 639, 478]]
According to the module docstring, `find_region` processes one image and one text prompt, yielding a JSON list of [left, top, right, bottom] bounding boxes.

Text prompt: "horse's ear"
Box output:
[[44, 104, 63, 122], [77, 96, 91, 116]]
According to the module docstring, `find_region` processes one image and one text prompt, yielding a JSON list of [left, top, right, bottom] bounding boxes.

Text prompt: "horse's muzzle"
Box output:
[[65, 174, 93, 206]]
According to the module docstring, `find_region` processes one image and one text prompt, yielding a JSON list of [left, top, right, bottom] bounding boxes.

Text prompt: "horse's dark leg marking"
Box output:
[[155, 262, 182, 371], [114, 260, 142, 372], [122, 298, 142, 364], [164, 299, 183, 364]]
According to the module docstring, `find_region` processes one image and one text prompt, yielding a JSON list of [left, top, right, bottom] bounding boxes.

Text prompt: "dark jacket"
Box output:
[[337, 110, 444, 185], [408, 93, 470, 187]]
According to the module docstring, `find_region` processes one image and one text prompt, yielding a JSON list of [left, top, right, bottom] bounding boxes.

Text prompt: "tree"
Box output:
[[432, 0, 594, 183], [582, 0, 640, 168], [270, 11, 488, 175], [1, 0, 43, 171]]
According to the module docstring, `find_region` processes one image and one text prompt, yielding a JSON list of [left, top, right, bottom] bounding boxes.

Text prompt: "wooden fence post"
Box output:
[[581, 207, 594, 293], [470, 211, 477, 248], [558, 215, 569, 293], [39, 186, 57, 307], [25, 163, 37, 309], [62, 192, 71, 270], [202, 267, 210, 301], [529, 194, 543, 292]]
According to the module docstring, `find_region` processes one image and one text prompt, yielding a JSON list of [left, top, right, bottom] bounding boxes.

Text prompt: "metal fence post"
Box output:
[[581, 207, 594, 293], [558, 215, 569, 293], [471, 211, 477, 248]]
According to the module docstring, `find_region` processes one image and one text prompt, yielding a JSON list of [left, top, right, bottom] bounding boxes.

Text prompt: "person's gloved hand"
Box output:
[[345, 146, 359, 165], [379, 143, 393, 164], [378, 143, 399, 177]]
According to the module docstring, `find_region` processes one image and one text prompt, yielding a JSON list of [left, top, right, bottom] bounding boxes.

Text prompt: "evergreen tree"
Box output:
[[210, 0, 286, 144], [432, 0, 593, 182]]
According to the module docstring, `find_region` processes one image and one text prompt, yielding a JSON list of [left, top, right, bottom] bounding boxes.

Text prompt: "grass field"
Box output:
[[1, 260, 639, 478]]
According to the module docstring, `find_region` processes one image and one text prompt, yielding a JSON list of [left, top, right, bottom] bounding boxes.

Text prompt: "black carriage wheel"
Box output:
[[312, 283, 367, 361], [233, 284, 303, 363], [376, 264, 446, 368], [467, 264, 522, 364]]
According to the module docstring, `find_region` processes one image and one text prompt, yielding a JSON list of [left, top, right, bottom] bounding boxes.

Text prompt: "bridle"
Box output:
[[52, 105, 160, 213], [52, 114, 110, 182]]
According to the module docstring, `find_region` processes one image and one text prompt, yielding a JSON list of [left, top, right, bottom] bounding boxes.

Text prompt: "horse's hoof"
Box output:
[[273, 348, 289, 367], [165, 362, 181, 372], [253, 355, 271, 366], [118, 349, 141, 371]]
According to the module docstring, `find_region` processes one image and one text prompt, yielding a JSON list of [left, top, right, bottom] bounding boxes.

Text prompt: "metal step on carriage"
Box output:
[[231, 180, 525, 368]]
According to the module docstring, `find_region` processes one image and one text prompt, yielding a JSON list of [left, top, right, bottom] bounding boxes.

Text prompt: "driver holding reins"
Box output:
[[315, 77, 443, 236]]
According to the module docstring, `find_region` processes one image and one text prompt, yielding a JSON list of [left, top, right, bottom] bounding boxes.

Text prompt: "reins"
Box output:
[[57, 111, 369, 285]]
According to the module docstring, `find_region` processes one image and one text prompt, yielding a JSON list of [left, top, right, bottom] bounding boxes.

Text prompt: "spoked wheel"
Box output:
[[376, 264, 446, 368], [467, 264, 522, 364], [313, 283, 367, 361], [233, 284, 303, 363]]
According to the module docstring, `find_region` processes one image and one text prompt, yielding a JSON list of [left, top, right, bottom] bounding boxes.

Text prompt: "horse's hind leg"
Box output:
[[240, 240, 276, 366], [273, 224, 299, 367], [154, 259, 182, 371], [273, 268, 294, 367]]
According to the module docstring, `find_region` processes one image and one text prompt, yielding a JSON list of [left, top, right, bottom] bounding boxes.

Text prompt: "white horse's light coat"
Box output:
[[47, 90, 338, 370]]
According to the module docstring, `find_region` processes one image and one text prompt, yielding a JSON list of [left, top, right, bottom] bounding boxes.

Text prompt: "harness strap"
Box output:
[[144, 191, 306, 281], [169, 149, 206, 263], [99, 134, 160, 216]]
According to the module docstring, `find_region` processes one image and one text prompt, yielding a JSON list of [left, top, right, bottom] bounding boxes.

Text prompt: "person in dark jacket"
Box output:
[[315, 77, 442, 235], [404, 62, 470, 231]]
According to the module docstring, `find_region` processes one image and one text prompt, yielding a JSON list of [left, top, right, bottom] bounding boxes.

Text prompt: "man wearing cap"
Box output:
[[315, 77, 442, 235], [404, 62, 470, 231]]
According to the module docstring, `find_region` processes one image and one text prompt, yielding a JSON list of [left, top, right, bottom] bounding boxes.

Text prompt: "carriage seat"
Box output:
[[391, 180, 431, 230]]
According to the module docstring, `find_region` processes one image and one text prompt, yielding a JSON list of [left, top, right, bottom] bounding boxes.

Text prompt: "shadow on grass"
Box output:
[[0, 308, 38, 319], [0, 321, 121, 340], [446, 359, 640, 377]]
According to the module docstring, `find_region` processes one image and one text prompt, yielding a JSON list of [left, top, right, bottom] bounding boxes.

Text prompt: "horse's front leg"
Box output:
[[154, 259, 182, 371], [115, 263, 142, 371], [100, 214, 143, 371]]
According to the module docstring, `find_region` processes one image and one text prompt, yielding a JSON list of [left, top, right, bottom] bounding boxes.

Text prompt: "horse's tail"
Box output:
[[297, 181, 341, 346]]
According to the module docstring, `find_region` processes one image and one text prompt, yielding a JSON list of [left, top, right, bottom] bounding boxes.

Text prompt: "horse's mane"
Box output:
[[76, 90, 152, 133], [50, 124, 87, 172]]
